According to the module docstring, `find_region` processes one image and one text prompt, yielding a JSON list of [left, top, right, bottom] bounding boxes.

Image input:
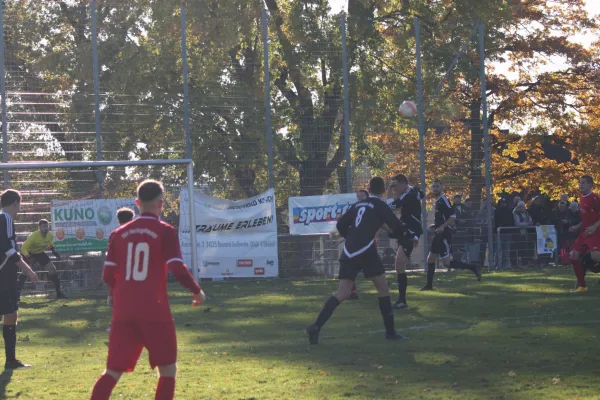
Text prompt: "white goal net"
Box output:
[[0, 159, 198, 297]]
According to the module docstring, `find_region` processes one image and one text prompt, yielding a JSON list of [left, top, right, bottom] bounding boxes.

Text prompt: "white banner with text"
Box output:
[[179, 189, 278, 278]]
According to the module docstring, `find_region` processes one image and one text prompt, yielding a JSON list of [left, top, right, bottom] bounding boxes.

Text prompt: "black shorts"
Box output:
[[397, 237, 414, 258], [338, 244, 385, 280], [0, 285, 19, 316], [431, 234, 451, 259], [28, 252, 51, 266]]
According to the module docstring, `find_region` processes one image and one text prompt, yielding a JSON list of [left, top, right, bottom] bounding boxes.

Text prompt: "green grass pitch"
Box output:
[[2, 266, 600, 399]]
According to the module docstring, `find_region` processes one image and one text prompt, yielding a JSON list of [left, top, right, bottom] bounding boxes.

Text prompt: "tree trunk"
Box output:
[[468, 99, 485, 210]]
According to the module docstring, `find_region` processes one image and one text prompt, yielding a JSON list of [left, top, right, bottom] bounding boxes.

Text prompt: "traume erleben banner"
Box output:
[[288, 193, 357, 235], [179, 189, 278, 278], [51, 199, 137, 252]]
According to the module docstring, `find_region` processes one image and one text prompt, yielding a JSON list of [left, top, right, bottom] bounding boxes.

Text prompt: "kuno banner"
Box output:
[[288, 193, 357, 235], [51, 198, 137, 252], [179, 189, 278, 278]]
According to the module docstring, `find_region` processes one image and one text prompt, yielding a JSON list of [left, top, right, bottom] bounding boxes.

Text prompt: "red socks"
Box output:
[[351, 282, 357, 296], [155, 377, 176, 400], [572, 260, 586, 288], [90, 374, 117, 400]]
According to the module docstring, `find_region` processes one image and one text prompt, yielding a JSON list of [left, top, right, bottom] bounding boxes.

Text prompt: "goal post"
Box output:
[[0, 158, 200, 287]]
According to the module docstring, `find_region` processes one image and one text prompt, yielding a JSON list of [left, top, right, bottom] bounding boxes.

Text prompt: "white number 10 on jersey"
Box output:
[[126, 242, 149, 281]]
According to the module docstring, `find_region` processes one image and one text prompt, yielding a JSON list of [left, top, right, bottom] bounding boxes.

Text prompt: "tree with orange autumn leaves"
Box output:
[[364, 0, 600, 205]]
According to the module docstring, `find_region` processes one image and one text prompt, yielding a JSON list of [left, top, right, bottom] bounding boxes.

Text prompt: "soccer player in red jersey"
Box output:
[[90, 180, 205, 400], [569, 175, 600, 292]]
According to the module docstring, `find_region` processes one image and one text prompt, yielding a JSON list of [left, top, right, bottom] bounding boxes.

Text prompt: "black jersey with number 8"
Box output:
[[336, 197, 406, 259]]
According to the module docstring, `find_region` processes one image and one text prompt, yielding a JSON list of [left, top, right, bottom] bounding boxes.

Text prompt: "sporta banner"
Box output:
[[51, 198, 137, 252], [288, 193, 357, 235], [179, 189, 278, 278]]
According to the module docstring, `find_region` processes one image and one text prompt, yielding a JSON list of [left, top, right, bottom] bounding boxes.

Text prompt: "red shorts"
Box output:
[[106, 320, 177, 372], [572, 232, 600, 254]]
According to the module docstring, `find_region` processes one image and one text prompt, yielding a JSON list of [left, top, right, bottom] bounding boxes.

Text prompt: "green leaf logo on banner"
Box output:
[[97, 206, 112, 226]]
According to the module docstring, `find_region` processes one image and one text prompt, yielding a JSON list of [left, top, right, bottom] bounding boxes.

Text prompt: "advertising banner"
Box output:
[[179, 189, 278, 278], [288, 193, 356, 235], [51, 198, 137, 252]]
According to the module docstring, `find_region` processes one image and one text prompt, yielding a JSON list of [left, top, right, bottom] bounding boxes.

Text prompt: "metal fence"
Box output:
[[0, 1, 504, 289]]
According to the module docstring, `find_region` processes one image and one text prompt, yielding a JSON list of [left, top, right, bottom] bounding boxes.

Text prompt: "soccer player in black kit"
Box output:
[[387, 174, 423, 309], [306, 177, 410, 344], [0, 190, 38, 369], [420, 180, 481, 291]]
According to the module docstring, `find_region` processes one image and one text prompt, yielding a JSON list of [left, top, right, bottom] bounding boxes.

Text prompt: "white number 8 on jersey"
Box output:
[[355, 207, 366, 227]]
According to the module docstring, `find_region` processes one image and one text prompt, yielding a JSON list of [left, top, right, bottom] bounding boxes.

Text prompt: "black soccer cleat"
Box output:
[[5, 360, 31, 370], [474, 265, 482, 281], [393, 301, 408, 309], [419, 285, 433, 291], [56, 291, 67, 299], [385, 331, 407, 340], [306, 324, 320, 345], [348, 293, 359, 301]]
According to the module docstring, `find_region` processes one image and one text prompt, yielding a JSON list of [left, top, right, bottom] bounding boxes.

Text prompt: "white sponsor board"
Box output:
[[288, 193, 357, 235], [179, 189, 278, 278], [536, 225, 557, 255], [51, 198, 137, 253]]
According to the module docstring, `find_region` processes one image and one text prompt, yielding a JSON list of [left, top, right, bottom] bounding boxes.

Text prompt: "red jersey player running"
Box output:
[[90, 180, 206, 400], [569, 175, 600, 292]]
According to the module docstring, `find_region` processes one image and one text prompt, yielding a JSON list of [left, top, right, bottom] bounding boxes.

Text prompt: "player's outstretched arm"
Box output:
[[17, 258, 38, 282], [163, 224, 204, 305], [168, 260, 204, 305]]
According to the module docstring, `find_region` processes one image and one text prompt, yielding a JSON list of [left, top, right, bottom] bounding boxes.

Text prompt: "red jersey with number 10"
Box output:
[[105, 213, 186, 322], [579, 192, 600, 229]]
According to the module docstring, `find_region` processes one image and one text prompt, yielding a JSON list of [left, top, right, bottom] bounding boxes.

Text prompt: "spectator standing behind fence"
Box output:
[[552, 201, 577, 264], [494, 197, 514, 270], [528, 196, 549, 226], [513, 196, 522, 209], [513, 201, 534, 267]]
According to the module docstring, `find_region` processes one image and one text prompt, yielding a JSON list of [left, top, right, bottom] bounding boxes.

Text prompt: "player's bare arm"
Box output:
[[17, 259, 37, 282]]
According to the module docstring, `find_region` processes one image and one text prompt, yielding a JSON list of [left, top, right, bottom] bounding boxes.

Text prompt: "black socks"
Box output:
[[378, 296, 395, 334], [3, 325, 16, 363], [314, 296, 340, 329], [426, 263, 436, 287], [397, 273, 407, 303]]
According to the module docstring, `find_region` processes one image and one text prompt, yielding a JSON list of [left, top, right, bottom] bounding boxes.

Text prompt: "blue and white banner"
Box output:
[[288, 193, 357, 235]]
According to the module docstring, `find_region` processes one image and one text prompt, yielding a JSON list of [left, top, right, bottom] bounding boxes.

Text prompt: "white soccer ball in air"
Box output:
[[399, 100, 417, 118]]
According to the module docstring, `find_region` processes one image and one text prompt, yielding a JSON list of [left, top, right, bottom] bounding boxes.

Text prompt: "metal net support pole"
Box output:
[[415, 18, 429, 264], [480, 23, 494, 268]]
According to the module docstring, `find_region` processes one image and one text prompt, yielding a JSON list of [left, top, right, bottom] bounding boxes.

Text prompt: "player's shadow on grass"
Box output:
[[0, 369, 14, 399], [18, 300, 55, 309]]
